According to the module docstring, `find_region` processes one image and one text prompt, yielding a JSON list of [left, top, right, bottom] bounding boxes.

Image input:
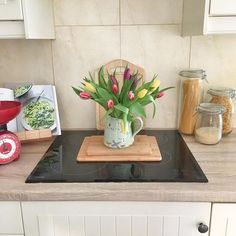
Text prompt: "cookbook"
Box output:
[[4, 84, 61, 136]]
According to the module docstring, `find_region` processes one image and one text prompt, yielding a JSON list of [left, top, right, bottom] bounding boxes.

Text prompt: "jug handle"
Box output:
[[132, 117, 144, 138]]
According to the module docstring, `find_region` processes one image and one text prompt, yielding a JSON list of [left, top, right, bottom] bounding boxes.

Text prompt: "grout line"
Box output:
[[119, 0, 121, 25], [50, 40, 56, 86], [54, 23, 181, 27], [188, 36, 192, 69], [119, 0, 122, 58]]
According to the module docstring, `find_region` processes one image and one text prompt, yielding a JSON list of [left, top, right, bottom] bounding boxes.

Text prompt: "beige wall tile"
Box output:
[[0, 40, 53, 85], [52, 26, 120, 129], [121, 0, 183, 25], [54, 0, 119, 26], [191, 35, 236, 127], [121, 25, 190, 128]]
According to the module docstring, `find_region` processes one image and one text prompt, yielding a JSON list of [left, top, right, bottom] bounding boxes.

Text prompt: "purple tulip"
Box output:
[[124, 68, 131, 80], [110, 75, 118, 86], [131, 76, 139, 91]]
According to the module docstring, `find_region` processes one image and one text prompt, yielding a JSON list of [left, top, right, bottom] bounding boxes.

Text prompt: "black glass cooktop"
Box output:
[[26, 130, 208, 183]]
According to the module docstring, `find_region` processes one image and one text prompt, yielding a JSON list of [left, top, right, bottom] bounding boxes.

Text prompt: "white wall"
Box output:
[[0, 0, 235, 129]]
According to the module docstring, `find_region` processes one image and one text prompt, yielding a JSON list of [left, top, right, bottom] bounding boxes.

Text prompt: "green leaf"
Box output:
[[97, 87, 113, 100], [89, 72, 95, 82], [96, 87, 119, 104], [120, 75, 136, 103], [139, 94, 157, 118], [105, 108, 114, 118], [129, 102, 146, 118], [114, 104, 129, 114], [158, 86, 175, 93], [107, 76, 113, 93], [94, 98, 107, 109], [98, 66, 107, 89], [72, 86, 82, 96]]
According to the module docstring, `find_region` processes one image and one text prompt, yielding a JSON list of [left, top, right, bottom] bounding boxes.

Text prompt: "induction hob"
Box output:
[[26, 130, 208, 183]]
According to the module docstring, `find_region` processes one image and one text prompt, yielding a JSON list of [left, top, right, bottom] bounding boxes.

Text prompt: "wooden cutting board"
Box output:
[[77, 135, 162, 162]]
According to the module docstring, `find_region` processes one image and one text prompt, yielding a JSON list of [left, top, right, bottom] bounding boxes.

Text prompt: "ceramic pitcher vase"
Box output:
[[104, 116, 143, 148]]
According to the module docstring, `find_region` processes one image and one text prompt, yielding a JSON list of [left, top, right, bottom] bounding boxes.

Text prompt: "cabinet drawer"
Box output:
[[0, 0, 23, 20], [210, 0, 236, 16], [0, 202, 23, 234]]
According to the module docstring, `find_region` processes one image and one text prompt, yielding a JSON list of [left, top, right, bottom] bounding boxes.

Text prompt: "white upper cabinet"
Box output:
[[210, 0, 236, 16], [182, 0, 236, 35], [0, 0, 23, 20], [0, 0, 55, 39]]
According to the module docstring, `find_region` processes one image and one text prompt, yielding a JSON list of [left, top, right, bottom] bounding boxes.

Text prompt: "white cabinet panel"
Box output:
[[0, 202, 23, 235], [116, 216, 132, 236], [0, 0, 23, 20], [22, 202, 211, 236], [101, 216, 116, 236], [210, 203, 236, 236], [182, 0, 236, 35], [210, 0, 236, 16]]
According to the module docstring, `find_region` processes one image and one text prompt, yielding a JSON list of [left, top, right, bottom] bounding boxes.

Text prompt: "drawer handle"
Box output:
[[198, 223, 209, 233]]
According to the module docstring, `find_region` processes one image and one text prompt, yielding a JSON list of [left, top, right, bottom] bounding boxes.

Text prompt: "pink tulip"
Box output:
[[79, 91, 91, 99], [124, 68, 131, 80], [128, 91, 135, 100], [157, 92, 165, 99], [107, 99, 114, 109], [112, 84, 118, 94]]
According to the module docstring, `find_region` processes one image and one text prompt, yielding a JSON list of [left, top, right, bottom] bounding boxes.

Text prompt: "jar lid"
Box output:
[[208, 87, 236, 98], [179, 69, 207, 80], [197, 103, 226, 114]]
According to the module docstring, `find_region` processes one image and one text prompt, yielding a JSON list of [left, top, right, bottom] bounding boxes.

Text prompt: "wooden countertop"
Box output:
[[0, 130, 236, 202]]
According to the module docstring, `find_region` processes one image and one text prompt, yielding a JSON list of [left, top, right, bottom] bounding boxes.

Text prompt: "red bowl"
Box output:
[[0, 101, 21, 125]]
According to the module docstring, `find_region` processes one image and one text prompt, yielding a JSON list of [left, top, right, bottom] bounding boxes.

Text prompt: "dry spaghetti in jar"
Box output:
[[208, 87, 235, 135]]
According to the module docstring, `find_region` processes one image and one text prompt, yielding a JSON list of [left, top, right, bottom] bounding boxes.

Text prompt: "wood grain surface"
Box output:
[[0, 130, 236, 202], [77, 135, 162, 162]]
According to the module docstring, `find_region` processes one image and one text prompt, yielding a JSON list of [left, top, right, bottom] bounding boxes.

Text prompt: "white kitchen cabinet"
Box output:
[[182, 0, 236, 35], [210, 203, 236, 236], [0, 0, 23, 20], [22, 201, 211, 236], [210, 0, 236, 16], [0, 0, 55, 39], [0, 202, 24, 235]]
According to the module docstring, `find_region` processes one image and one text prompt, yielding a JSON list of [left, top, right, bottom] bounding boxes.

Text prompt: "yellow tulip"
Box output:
[[84, 81, 96, 93], [150, 79, 161, 92], [138, 89, 148, 98]]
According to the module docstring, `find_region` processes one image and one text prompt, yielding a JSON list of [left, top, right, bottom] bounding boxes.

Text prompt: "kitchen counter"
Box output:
[[0, 130, 236, 202]]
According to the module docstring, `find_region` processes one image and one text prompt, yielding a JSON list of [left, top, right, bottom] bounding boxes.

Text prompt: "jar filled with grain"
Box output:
[[208, 87, 235, 135], [195, 103, 225, 145], [178, 70, 207, 134]]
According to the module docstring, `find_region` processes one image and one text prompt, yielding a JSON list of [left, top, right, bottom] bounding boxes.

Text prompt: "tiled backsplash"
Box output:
[[0, 0, 236, 129]]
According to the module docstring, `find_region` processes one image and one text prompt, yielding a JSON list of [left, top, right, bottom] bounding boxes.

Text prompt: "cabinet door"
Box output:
[[210, 203, 236, 236], [0, 0, 23, 20], [0, 202, 23, 235], [22, 202, 211, 236], [210, 0, 236, 16]]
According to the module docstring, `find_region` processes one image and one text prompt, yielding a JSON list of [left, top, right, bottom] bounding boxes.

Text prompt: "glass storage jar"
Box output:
[[178, 69, 207, 134], [195, 103, 225, 145], [208, 87, 235, 135]]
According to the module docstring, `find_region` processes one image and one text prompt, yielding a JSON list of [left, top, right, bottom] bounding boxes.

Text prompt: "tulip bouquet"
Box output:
[[73, 65, 173, 131]]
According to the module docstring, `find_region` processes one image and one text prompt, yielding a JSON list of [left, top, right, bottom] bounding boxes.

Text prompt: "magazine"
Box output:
[[5, 84, 61, 136]]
